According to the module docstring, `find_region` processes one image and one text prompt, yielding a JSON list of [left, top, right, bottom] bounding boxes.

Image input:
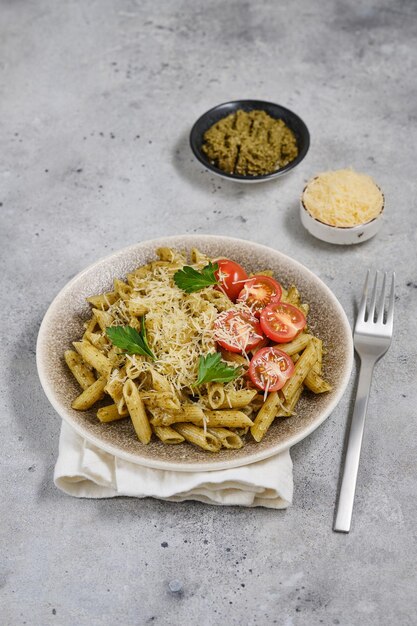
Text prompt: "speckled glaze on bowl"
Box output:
[[300, 197, 384, 245], [37, 235, 353, 472]]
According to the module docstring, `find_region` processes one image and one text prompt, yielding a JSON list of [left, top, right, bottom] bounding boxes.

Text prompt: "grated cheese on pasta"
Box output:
[[107, 262, 228, 393]]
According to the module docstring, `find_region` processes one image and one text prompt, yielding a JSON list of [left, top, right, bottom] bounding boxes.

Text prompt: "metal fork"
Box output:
[[334, 270, 395, 533]]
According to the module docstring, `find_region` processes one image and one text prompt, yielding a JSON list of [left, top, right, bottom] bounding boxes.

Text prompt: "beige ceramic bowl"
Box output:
[[37, 235, 353, 472]]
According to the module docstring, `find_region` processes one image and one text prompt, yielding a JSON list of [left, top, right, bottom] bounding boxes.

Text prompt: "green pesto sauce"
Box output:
[[202, 109, 298, 176]]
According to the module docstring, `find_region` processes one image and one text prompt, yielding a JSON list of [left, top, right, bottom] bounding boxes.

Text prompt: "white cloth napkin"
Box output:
[[54, 421, 293, 508]]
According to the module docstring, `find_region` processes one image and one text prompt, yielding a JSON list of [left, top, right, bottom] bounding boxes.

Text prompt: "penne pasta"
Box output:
[[153, 425, 185, 445], [207, 383, 226, 409], [64, 350, 96, 390], [71, 376, 107, 410], [97, 404, 127, 423], [282, 340, 317, 403], [73, 340, 111, 376], [92, 308, 113, 332], [127, 299, 149, 317], [86, 291, 118, 310], [304, 370, 332, 394], [276, 334, 313, 356], [172, 423, 221, 452], [123, 379, 152, 444], [114, 278, 132, 301], [251, 392, 283, 442], [208, 427, 243, 449], [203, 410, 254, 428], [219, 388, 258, 409]]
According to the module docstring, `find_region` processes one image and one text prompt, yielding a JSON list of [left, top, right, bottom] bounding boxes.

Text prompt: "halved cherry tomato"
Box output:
[[249, 347, 295, 392], [214, 259, 248, 301], [214, 308, 264, 353], [237, 275, 282, 316], [260, 302, 306, 343]]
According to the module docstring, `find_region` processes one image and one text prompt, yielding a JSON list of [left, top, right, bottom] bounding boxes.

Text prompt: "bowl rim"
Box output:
[[300, 196, 385, 233], [36, 234, 353, 472], [189, 99, 310, 182]]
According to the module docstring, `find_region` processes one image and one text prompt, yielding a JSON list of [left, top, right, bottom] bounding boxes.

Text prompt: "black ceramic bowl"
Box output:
[[190, 99, 310, 183]]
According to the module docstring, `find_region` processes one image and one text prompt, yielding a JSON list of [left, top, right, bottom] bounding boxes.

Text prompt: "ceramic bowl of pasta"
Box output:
[[37, 235, 353, 472]]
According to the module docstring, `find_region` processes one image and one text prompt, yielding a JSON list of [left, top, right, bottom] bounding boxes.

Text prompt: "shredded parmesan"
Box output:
[[302, 168, 384, 227], [107, 263, 221, 393]]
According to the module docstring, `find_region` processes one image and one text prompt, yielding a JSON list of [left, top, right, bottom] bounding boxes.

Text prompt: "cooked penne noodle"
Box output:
[[128, 316, 141, 331], [203, 410, 254, 428], [123, 379, 152, 444], [105, 370, 125, 402], [114, 278, 132, 301], [190, 247, 210, 264], [71, 376, 107, 410], [251, 391, 283, 442], [172, 423, 221, 452], [285, 285, 301, 306], [280, 384, 304, 416], [175, 405, 254, 428], [208, 427, 243, 449], [219, 389, 258, 409], [220, 350, 247, 366], [127, 299, 149, 317], [73, 340, 111, 376], [125, 355, 143, 380], [83, 316, 98, 334], [150, 369, 172, 394], [277, 334, 313, 356], [158, 247, 187, 264], [64, 350, 96, 390], [83, 330, 108, 350], [304, 370, 332, 394], [282, 340, 317, 403], [311, 337, 323, 375], [207, 383, 226, 409], [86, 291, 118, 310], [92, 308, 113, 332], [97, 404, 127, 423], [153, 425, 185, 445]]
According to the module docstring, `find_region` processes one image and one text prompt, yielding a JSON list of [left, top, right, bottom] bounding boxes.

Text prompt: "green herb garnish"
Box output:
[[106, 317, 155, 360], [195, 353, 242, 386], [173, 262, 219, 293]]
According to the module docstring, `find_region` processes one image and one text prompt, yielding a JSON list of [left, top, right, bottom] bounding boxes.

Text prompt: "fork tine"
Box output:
[[357, 269, 370, 322], [386, 272, 395, 328], [368, 271, 379, 322], [376, 272, 387, 324]]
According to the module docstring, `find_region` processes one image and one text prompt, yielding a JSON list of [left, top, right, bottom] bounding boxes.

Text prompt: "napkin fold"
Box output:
[[54, 421, 293, 508]]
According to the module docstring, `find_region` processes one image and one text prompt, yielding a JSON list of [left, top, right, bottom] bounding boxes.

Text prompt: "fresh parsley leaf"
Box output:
[[173, 262, 219, 293], [106, 318, 155, 360], [195, 353, 242, 386]]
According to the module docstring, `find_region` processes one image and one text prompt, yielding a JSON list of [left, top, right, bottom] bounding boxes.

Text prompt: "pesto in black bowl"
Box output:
[[190, 99, 310, 183]]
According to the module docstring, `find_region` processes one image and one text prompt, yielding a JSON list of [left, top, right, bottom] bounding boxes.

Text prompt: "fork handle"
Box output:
[[334, 357, 375, 533]]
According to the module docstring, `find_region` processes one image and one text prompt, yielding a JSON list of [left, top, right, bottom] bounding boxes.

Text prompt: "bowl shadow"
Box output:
[[171, 129, 296, 196]]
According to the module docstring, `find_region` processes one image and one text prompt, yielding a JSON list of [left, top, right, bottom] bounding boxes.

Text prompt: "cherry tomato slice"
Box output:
[[214, 308, 264, 354], [237, 275, 282, 316], [214, 259, 248, 301], [260, 302, 306, 343], [249, 347, 295, 392]]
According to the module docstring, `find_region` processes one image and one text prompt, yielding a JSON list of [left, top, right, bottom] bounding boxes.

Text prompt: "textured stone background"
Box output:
[[1, 1, 416, 625]]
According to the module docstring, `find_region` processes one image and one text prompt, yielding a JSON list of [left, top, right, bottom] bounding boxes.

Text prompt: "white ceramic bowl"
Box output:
[[37, 235, 353, 472], [300, 197, 384, 245]]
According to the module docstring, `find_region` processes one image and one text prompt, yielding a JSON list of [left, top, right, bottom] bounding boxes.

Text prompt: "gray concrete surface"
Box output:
[[1, 1, 416, 624]]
